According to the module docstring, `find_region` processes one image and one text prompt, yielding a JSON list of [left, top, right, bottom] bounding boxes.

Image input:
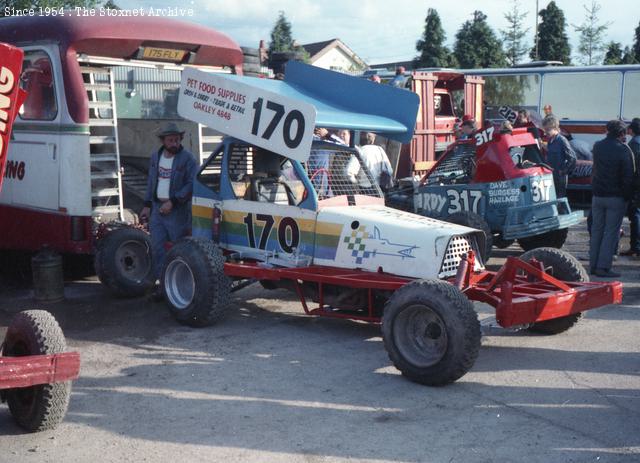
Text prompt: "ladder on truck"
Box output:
[[198, 123, 223, 165], [81, 65, 124, 221]]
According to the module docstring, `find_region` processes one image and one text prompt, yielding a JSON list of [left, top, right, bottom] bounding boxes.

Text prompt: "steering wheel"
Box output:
[[309, 168, 330, 183]]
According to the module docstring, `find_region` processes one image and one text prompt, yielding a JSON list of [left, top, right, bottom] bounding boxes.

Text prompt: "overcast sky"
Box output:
[[132, 0, 638, 65]]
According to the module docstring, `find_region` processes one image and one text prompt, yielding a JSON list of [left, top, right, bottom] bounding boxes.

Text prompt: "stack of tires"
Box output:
[[241, 46, 262, 77], [269, 51, 306, 76]]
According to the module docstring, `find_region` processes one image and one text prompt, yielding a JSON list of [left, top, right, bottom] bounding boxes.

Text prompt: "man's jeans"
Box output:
[[590, 196, 626, 271]]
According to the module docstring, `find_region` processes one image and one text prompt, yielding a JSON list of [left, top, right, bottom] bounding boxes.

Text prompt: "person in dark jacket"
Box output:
[[542, 115, 576, 198], [621, 118, 640, 256], [140, 123, 197, 284], [589, 120, 634, 277]]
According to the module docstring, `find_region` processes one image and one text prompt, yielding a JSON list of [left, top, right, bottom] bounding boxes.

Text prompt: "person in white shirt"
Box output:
[[358, 132, 393, 190]]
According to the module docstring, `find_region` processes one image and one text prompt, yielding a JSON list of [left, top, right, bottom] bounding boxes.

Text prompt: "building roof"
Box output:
[[301, 38, 367, 69]]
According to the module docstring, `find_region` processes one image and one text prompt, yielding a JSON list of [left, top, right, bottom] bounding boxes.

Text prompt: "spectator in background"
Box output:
[[543, 104, 554, 116], [500, 121, 513, 134], [370, 75, 381, 83], [358, 132, 393, 190], [621, 118, 640, 257], [389, 66, 407, 88], [565, 133, 593, 161], [542, 115, 576, 198], [514, 109, 530, 128], [458, 119, 477, 140], [590, 120, 634, 277]]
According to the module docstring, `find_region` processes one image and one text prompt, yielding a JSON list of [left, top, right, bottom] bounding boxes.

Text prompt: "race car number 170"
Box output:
[[251, 98, 306, 149]]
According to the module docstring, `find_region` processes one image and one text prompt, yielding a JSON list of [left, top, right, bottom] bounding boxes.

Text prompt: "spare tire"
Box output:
[[95, 227, 154, 297], [446, 211, 493, 262], [241, 46, 260, 57], [3, 310, 72, 431], [243, 55, 260, 65]]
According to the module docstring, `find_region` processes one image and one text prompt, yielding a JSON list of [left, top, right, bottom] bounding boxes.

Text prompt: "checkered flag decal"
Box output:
[[343, 226, 371, 264]]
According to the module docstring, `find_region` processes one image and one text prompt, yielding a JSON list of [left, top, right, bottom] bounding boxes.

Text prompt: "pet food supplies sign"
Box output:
[[178, 67, 316, 162]]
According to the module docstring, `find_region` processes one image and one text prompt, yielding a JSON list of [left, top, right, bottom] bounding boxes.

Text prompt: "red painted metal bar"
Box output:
[[223, 258, 622, 327], [0, 352, 81, 390]]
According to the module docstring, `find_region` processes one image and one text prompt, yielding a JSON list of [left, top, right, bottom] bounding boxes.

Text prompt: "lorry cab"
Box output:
[[0, 15, 243, 254]]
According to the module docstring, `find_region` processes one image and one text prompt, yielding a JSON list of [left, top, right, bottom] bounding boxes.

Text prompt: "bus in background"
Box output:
[[0, 15, 243, 296], [464, 63, 640, 147]]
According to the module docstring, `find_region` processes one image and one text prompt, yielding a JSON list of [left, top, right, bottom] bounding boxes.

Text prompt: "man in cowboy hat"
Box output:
[[140, 123, 197, 292]]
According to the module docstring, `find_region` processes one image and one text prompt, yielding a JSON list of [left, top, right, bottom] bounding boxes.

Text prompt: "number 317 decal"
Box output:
[[475, 127, 495, 146]]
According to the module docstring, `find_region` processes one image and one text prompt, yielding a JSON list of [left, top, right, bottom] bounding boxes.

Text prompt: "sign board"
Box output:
[[498, 105, 518, 124], [0, 43, 25, 192], [178, 67, 316, 162]]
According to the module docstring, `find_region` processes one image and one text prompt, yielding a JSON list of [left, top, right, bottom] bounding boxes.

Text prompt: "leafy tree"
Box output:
[[501, 0, 529, 66], [267, 10, 309, 67], [269, 11, 296, 54], [0, 0, 97, 15], [531, 1, 571, 64], [632, 20, 640, 63], [453, 11, 506, 69], [414, 8, 456, 68], [622, 46, 638, 64], [603, 41, 623, 65], [572, 1, 610, 65], [102, 0, 118, 8]]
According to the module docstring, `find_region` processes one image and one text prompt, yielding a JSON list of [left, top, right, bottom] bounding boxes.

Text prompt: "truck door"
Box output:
[[1, 48, 60, 211]]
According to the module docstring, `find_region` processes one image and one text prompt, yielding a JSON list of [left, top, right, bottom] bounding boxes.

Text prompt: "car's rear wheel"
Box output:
[[519, 247, 587, 334], [518, 228, 568, 252]]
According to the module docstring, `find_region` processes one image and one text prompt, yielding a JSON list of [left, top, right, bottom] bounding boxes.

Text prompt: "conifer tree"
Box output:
[[453, 11, 506, 69], [501, 0, 529, 66], [531, 1, 571, 64], [415, 8, 456, 68]]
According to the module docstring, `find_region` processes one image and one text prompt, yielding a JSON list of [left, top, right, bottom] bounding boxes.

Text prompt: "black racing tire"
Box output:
[[241, 46, 260, 57], [3, 310, 72, 432], [162, 238, 232, 327], [242, 63, 261, 74], [259, 280, 278, 290], [446, 211, 493, 261], [243, 55, 260, 65], [382, 280, 481, 386], [493, 236, 515, 249], [95, 227, 154, 298], [520, 247, 587, 334], [518, 228, 568, 252]]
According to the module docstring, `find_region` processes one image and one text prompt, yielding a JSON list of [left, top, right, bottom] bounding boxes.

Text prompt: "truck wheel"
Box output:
[[493, 236, 514, 249], [518, 228, 568, 252], [520, 247, 587, 334], [382, 280, 481, 386], [447, 211, 493, 261], [162, 238, 232, 327], [3, 310, 71, 432], [95, 227, 154, 297]]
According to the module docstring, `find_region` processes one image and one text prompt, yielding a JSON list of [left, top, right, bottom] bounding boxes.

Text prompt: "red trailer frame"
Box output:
[[222, 252, 622, 327]]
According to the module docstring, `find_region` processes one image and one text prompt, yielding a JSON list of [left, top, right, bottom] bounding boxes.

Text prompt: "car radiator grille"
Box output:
[[439, 234, 475, 278]]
